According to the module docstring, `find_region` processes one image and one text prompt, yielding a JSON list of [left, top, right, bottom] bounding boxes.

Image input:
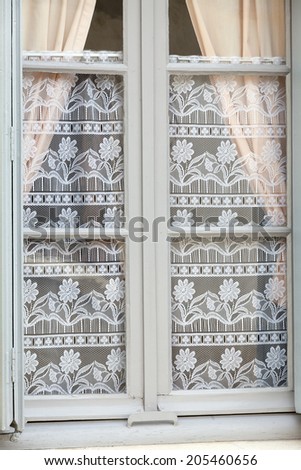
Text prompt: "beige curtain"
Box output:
[[23, 0, 96, 191], [186, 0, 285, 58], [185, 0, 286, 221], [23, 0, 96, 51]]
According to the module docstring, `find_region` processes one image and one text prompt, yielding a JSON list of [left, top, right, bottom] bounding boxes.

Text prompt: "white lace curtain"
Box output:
[[22, 0, 96, 192]]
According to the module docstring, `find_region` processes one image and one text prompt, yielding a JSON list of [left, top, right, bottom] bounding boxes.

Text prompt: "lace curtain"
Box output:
[[23, 1, 127, 395], [171, 0, 288, 390]]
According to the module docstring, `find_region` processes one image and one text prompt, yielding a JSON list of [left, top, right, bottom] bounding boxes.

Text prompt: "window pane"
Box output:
[[24, 239, 126, 395], [22, 0, 123, 53], [171, 237, 288, 390], [169, 0, 286, 62], [23, 69, 126, 396], [85, 0, 123, 52], [23, 73, 124, 229], [169, 75, 287, 227]]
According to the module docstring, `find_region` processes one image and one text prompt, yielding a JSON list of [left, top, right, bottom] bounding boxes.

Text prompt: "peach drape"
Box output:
[[185, 0, 286, 222], [22, 0, 96, 192], [185, 0, 285, 58], [23, 0, 96, 51]]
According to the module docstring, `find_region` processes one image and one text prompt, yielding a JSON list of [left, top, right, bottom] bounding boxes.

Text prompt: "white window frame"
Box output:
[[1, 0, 301, 444], [16, 0, 144, 424]]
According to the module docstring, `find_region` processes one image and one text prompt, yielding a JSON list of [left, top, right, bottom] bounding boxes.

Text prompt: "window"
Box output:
[[1, 0, 301, 440]]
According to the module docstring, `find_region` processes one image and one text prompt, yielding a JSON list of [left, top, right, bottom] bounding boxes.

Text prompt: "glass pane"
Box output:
[[85, 0, 123, 52], [169, 0, 286, 63], [23, 73, 124, 229], [171, 237, 288, 390], [23, 68, 126, 396], [169, 75, 287, 228], [23, 0, 123, 53], [24, 239, 126, 395]]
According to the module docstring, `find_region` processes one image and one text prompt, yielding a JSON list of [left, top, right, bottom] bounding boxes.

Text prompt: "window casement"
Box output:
[[1, 0, 301, 442]]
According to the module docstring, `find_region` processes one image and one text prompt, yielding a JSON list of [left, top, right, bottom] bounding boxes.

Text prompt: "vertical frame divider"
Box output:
[[124, 0, 144, 400], [0, 0, 14, 433], [154, 0, 172, 395], [292, 0, 301, 413], [140, 0, 158, 412], [12, 0, 24, 431]]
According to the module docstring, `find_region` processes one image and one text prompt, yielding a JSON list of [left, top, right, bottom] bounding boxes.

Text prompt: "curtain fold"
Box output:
[[185, 0, 286, 221], [22, 0, 96, 192], [185, 0, 285, 58]]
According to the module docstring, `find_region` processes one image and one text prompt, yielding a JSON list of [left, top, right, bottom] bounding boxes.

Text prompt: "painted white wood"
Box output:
[[123, 0, 144, 400], [23, 63, 127, 74], [1, 413, 301, 449], [292, 0, 301, 414], [154, 0, 172, 396], [154, 0, 294, 416], [24, 396, 143, 422], [0, 0, 14, 434], [158, 389, 295, 416], [20, 0, 144, 421], [140, 0, 159, 412], [12, 0, 25, 432], [167, 63, 290, 75]]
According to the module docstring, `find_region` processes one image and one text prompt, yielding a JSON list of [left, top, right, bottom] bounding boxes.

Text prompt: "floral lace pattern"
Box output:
[[24, 239, 126, 395], [169, 75, 286, 227], [171, 238, 287, 389], [23, 73, 124, 228]]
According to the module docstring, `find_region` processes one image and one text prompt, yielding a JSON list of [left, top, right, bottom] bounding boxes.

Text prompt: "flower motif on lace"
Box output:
[[261, 140, 282, 165], [217, 209, 238, 227], [218, 279, 240, 303], [23, 75, 34, 90], [264, 209, 285, 226], [104, 278, 125, 302], [95, 75, 116, 90], [220, 347, 242, 372], [216, 140, 238, 165], [59, 349, 81, 374], [208, 366, 217, 380], [23, 136, 37, 163], [24, 279, 38, 303], [264, 277, 285, 302], [58, 279, 80, 303], [103, 207, 123, 228], [265, 346, 287, 370], [206, 297, 215, 310], [99, 137, 121, 162], [215, 77, 237, 93], [172, 75, 194, 94], [88, 155, 97, 169], [58, 137, 78, 162], [49, 369, 58, 383], [253, 365, 262, 378], [24, 351, 38, 374], [171, 139, 194, 164], [259, 78, 279, 95], [173, 279, 195, 303], [175, 348, 197, 372], [57, 208, 79, 228], [93, 368, 103, 382], [23, 208, 38, 228], [106, 348, 126, 373], [252, 296, 261, 310], [172, 209, 194, 227]]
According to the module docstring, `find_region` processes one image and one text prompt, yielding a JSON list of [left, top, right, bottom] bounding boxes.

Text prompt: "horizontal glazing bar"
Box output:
[[167, 64, 290, 75], [23, 228, 128, 240], [167, 226, 291, 238]]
